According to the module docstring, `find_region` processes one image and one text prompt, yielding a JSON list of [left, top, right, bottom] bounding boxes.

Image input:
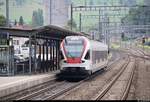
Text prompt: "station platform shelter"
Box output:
[[0, 25, 89, 76]]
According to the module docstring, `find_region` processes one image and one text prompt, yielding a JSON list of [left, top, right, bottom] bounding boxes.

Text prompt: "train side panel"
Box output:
[[90, 41, 108, 73], [59, 36, 108, 77]]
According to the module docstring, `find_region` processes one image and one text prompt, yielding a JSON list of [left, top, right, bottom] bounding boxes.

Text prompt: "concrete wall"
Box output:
[[51, 0, 69, 27]]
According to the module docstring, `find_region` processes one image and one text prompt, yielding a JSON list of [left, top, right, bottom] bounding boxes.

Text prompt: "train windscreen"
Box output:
[[64, 38, 84, 58]]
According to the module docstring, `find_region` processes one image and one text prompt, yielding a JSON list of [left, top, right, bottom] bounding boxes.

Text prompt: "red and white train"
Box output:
[[59, 36, 109, 77]]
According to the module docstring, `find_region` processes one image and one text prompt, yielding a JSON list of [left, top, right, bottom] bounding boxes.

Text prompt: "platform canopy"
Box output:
[[0, 25, 90, 40]]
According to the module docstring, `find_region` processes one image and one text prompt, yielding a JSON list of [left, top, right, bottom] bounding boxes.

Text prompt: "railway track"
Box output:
[[52, 53, 135, 100], [124, 48, 150, 60], [13, 50, 122, 100], [0, 50, 123, 100], [18, 56, 122, 100], [53, 56, 129, 100], [0, 77, 57, 100], [20, 81, 84, 100], [93, 56, 135, 100], [50, 49, 145, 100], [136, 48, 150, 57]]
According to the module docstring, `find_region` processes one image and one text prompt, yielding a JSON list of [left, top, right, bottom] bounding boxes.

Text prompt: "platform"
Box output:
[[0, 71, 59, 98]]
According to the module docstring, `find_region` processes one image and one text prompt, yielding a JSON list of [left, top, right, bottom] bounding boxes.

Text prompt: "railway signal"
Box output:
[[142, 37, 145, 45], [121, 33, 125, 41]]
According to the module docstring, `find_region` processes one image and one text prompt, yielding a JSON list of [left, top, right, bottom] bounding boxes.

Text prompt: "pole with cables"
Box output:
[[79, 13, 82, 32], [50, 0, 52, 24], [6, 0, 9, 27], [71, 4, 73, 30]]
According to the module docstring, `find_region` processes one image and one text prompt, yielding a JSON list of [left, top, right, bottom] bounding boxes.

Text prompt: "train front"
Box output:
[[59, 36, 90, 77]]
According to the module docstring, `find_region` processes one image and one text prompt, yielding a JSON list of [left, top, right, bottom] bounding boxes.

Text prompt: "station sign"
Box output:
[[0, 32, 9, 45]]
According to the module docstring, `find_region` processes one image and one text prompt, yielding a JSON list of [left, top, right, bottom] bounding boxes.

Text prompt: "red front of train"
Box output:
[[59, 36, 91, 76]]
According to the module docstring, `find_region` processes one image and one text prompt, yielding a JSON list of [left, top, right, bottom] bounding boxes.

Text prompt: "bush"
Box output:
[[0, 15, 6, 26], [144, 42, 150, 46]]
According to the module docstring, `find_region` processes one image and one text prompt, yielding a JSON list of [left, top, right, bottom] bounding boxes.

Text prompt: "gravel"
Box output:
[[127, 57, 150, 100]]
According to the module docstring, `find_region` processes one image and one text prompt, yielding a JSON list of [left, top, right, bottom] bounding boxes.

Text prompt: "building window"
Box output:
[[13, 40, 19, 45]]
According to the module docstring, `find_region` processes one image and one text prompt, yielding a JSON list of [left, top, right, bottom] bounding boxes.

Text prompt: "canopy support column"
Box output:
[[34, 34, 37, 73], [29, 35, 32, 74]]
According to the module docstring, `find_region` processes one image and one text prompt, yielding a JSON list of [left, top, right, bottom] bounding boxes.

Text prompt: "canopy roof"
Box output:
[[0, 25, 90, 40]]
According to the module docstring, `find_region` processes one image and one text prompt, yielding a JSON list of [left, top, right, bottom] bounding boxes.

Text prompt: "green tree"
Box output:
[[38, 9, 44, 26], [15, 0, 25, 6], [121, 6, 150, 35], [0, 1, 4, 6], [89, 0, 94, 5], [32, 11, 38, 27], [19, 16, 24, 25], [0, 15, 6, 26], [122, 6, 150, 25], [32, 9, 44, 27], [65, 20, 77, 31], [0, 1, 4, 11], [14, 19, 17, 25]]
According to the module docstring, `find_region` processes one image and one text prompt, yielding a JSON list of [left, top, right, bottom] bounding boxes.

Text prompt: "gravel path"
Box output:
[[127, 58, 150, 100]]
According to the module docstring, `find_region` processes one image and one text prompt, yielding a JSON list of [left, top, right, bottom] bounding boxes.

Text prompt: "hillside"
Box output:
[[70, 0, 144, 33], [0, 0, 44, 24], [0, 0, 144, 28]]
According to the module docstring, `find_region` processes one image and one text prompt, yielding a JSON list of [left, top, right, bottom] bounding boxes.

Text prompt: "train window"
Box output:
[[85, 50, 90, 60]]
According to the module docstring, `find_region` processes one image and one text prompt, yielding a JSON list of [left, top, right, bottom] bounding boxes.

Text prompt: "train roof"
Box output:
[[64, 36, 108, 47]]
